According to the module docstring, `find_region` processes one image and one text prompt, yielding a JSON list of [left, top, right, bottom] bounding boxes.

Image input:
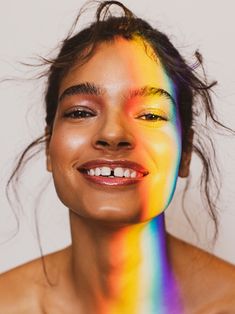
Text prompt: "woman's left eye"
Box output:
[[137, 113, 168, 121]]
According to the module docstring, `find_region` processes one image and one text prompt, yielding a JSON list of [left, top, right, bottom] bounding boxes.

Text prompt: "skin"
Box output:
[[0, 37, 235, 314]]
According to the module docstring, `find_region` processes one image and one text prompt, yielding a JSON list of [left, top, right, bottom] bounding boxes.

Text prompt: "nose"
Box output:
[[92, 110, 136, 152]]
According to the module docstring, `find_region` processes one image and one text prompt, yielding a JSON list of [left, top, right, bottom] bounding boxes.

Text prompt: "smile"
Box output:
[[77, 160, 149, 186]]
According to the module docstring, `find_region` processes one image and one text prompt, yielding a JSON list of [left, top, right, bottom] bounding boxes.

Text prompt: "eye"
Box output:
[[137, 113, 168, 121], [63, 108, 96, 119]]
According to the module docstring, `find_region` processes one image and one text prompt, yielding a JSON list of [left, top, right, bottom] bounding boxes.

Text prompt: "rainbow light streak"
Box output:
[[139, 216, 182, 314], [100, 215, 182, 313], [98, 38, 183, 313]]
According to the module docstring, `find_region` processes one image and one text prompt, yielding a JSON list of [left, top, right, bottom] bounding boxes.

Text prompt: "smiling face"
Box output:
[[46, 37, 183, 224]]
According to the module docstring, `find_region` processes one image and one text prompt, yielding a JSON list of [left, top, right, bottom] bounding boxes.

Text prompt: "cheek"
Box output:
[[137, 124, 181, 171], [137, 125, 181, 220], [49, 124, 90, 166], [153, 129, 181, 176], [48, 124, 92, 207]]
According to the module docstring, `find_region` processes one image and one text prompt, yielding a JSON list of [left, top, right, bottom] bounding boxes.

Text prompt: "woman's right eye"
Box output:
[[63, 108, 96, 119]]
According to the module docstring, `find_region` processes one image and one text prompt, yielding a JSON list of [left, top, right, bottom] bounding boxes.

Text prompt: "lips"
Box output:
[[77, 159, 149, 186]]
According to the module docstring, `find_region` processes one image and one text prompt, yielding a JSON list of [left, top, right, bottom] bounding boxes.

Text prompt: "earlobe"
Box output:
[[46, 153, 52, 172], [178, 128, 194, 178]]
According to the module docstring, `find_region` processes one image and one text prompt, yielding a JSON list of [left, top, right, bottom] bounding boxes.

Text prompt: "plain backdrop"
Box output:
[[0, 0, 235, 273]]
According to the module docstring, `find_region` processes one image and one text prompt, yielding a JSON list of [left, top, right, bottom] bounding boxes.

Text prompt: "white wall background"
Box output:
[[0, 0, 235, 273]]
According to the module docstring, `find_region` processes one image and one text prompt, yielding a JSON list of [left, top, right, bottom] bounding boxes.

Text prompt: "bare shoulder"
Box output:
[[168, 234, 235, 313], [0, 256, 45, 313], [0, 247, 70, 314]]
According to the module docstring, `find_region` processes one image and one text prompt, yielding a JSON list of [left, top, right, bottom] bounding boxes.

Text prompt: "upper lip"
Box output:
[[77, 159, 149, 176]]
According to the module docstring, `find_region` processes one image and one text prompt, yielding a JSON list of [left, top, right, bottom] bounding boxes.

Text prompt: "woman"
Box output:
[[0, 1, 235, 313]]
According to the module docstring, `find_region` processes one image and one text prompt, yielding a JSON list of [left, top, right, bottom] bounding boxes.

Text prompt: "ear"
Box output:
[[178, 128, 194, 178], [45, 127, 52, 173]]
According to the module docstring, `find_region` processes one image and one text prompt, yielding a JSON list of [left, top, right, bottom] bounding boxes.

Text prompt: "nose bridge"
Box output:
[[103, 105, 125, 136], [93, 103, 135, 150]]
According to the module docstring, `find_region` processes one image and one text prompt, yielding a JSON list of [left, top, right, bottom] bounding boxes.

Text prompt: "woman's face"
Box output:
[[47, 37, 182, 224]]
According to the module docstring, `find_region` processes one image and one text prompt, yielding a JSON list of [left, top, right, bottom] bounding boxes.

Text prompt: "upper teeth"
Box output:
[[87, 167, 138, 178]]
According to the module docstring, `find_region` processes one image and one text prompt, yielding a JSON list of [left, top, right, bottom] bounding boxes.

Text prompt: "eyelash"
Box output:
[[137, 113, 168, 121], [63, 108, 96, 119]]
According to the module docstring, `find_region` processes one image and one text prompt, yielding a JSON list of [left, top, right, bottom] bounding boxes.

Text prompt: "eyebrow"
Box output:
[[127, 86, 175, 105], [59, 82, 104, 102], [59, 82, 176, 105]]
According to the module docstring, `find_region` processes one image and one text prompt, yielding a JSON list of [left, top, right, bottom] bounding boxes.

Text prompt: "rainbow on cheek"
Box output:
[[126, 82, 181, 221]]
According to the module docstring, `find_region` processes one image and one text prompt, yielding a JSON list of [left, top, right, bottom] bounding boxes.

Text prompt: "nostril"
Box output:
[[118, 142, 131, 148], [96, 140, 109, 147]]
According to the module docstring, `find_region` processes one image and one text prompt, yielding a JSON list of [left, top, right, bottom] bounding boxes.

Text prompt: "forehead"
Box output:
[[59, 37, 175, 99]]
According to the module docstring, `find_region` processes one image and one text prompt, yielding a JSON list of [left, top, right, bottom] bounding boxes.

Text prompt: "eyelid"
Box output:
[[62, 105, 97, 120], [135, 107, 170, 120], [63, 105, 96, 114]]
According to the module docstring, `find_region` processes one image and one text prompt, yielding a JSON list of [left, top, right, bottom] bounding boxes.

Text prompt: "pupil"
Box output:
[[147, 114, 156, 120]]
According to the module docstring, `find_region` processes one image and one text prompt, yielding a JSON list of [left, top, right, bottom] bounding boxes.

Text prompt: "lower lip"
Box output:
[[79, 172, 145, 186]]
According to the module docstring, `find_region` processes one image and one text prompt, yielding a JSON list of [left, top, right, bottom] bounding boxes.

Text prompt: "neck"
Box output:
[[69, 213, 181, 313]]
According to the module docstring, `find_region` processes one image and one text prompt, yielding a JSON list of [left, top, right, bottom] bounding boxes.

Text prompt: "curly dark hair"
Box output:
[[6, 0, 232, 242]]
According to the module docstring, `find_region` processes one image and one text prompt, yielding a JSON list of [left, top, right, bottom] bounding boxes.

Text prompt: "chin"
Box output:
[[71, 204, 140, 224], [69, 201, 166, 227]]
